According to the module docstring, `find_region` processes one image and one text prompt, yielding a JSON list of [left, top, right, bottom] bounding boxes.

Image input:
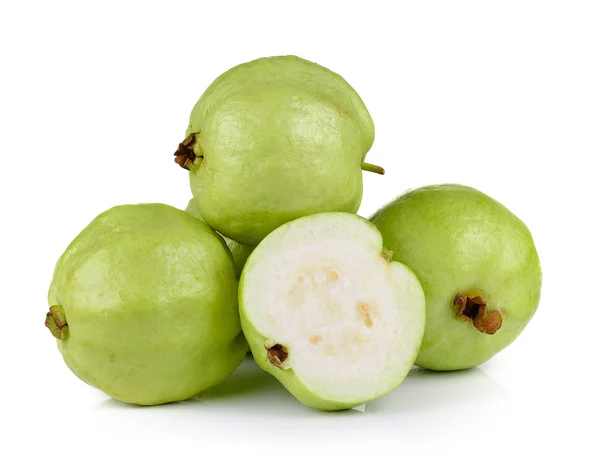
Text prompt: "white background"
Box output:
[[1, 1, 598, 463]]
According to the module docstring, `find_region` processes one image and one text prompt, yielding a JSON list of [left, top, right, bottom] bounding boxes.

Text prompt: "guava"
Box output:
[[239, 212, 426, 410], [45, 203, 247, 405], [185, 199, 253, 279], [370, 184, 542, 371], [174, 55, 383, 246]]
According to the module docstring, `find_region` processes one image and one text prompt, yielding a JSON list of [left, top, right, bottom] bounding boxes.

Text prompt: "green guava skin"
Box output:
[[47, 204, 247, 405], [370, 184, 542, 371], [185, 199, 253, 279], [183, 55, 376, 246]]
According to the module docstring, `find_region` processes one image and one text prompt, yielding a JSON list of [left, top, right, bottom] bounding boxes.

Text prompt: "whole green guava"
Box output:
[[45, 203, 247, 405], [370, 184, 542, 371], [185, 199, 253, 279], [174, 55, 383, 246]]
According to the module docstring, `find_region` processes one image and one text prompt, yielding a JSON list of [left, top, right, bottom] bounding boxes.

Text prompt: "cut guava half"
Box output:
[[239, 212, 426, 411]]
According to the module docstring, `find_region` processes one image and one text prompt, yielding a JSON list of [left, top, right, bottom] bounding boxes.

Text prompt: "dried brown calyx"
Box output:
[[454, 293, 502, 335], [45, 305, 68, 340], [174, 132, 201, 170], [266, 343, 289, 369]]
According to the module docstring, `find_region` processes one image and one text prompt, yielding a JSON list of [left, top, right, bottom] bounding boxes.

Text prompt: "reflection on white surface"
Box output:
[[84, 355, 515, 450], [366, 365, 508, 414], [95, 355, 508, 422], [193, 356, 508, 415]]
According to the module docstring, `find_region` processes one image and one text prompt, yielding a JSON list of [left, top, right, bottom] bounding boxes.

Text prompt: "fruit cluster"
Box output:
[[45, 55, 542, 411]]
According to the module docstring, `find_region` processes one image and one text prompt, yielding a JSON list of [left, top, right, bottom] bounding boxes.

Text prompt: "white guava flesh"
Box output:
[[239, 212, 426, 410]]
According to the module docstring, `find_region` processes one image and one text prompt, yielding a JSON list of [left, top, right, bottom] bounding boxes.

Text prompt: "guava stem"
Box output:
[[381, 248, 394, 262], [361, 162, 385, 175], [45, 305, 68, 340], [454, 293, 502, 335]]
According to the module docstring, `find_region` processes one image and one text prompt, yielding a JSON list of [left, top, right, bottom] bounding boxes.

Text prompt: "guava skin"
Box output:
[[185, 199, 253, 279], [179, 55, 377, 246], [370, 184, 542, 371], [47, 204, 247, 405]]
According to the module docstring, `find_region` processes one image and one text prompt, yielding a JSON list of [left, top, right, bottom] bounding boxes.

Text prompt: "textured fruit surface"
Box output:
[[370, 184, 542, 370], [47, 204, 247, 405], [178, 55, 377, 246], [239, 212, 425, 410], [185, 199, 253, 279]]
